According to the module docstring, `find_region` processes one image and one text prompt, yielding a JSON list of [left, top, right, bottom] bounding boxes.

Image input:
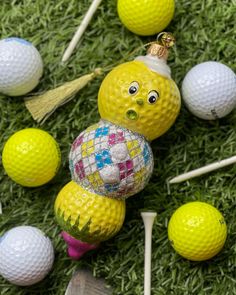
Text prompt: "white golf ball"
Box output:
[[182, 61, 236, 120], [0, 37, 43, 96], [0, 226, 54, 286]]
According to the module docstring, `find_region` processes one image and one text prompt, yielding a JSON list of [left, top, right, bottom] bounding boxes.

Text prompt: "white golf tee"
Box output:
[[141, 212, 157, 295], [62, 0, 103, 62]]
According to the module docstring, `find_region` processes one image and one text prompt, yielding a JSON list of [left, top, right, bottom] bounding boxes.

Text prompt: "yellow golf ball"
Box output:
[[2, 128, 61, 187], [55, 181, 126, 244], [117, 0, 175, 36], [168, 202, 227, 261], [98, 61, 180, 141]]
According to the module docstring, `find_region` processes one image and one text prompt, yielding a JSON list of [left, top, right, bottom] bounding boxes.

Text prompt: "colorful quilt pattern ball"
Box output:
[[69, 121, 154, 199]]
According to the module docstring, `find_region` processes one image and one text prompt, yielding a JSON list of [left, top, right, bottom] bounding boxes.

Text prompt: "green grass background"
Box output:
[[0, 0, 236, 294]]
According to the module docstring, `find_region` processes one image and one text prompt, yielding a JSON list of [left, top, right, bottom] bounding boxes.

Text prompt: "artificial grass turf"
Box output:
[[0, 0, 236, 294]]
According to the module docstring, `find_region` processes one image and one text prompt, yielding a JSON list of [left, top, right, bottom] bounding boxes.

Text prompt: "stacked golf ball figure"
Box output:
[[54, 33, 181, 259]]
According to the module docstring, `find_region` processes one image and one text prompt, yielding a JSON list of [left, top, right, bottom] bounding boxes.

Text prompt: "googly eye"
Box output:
[[147, 91, 159, 104], [128, 81, 139, 95]]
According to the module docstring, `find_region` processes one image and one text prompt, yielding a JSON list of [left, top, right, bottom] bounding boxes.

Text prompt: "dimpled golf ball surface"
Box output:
[[98, 61, 181, 141], [168, 202, 227, 261], [0, 226, 54, 286], [0, 37, 43, 96], [2, 128, 61, 187], [55, 181, 126, 244], [117, 0, 175, 36], [69, 120, 153, 199], [182, 61, 236, 120]]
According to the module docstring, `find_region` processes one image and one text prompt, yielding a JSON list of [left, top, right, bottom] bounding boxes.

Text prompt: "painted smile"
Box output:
[[126, 109, 138, 120]]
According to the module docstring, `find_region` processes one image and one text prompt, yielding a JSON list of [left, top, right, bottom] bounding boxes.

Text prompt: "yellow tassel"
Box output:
[[24, 68, 102, 123]]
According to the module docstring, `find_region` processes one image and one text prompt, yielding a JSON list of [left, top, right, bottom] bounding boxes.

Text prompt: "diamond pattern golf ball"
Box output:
[[98, 61, 181, 141], [0, 37, 43, 96], [117, 0, 175, 36], [0, 226, 54, 286], [2, 128, 61, 187], [69, 120, 153, 199], [182, 61, 236, 120], [55, 181, 126, 244], [168, 202, 227, 261]]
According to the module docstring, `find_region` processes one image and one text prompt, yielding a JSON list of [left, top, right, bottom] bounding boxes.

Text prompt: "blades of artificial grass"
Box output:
[[0, 0, 236, 294]]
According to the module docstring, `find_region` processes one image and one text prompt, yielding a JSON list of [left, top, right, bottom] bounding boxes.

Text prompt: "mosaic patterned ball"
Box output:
[[69, 120, 154, 199]]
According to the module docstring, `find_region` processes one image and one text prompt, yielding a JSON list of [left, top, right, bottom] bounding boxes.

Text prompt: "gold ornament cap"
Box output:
[[135, 32, 175, 79]]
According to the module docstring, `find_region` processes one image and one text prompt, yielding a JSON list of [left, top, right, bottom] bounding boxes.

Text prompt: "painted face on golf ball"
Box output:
[[98, 61, 181, 141], [182, 61, 236, 120], [0, 37, 43, 96]]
